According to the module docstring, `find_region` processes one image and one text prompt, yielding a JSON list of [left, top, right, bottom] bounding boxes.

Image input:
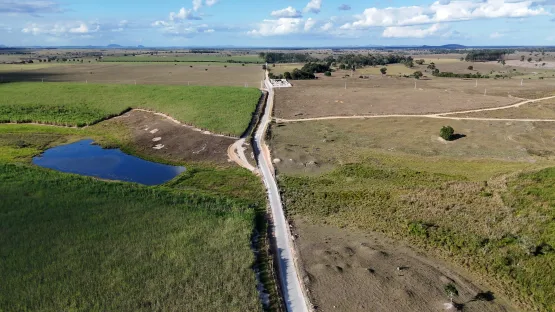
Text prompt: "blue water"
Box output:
[[32, 139, 186, 186]]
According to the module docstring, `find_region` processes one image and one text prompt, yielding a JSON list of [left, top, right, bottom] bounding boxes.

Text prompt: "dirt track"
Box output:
[[274, 95, 555, 123]]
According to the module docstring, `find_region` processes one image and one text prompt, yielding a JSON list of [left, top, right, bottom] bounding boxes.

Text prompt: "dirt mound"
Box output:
[[294, 218, 516, 312], [107, 110, 235, 164]]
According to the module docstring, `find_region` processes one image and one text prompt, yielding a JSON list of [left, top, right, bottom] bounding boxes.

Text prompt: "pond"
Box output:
[[33, 139, 186, 185]]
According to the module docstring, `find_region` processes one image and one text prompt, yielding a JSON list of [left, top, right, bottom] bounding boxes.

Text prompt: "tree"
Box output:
[[427, 62, 436, 70], [440, 126, 455, 141], [324, 71, 331, 76], [467, 65, 474, 70], [283, 72, 292, 80], [521, 55, 525, 62], [415, 59, 425, 65], [380, 67, 387, 75], [528, 57, 532, 62], [262, 64, 267, 70], [501, 60, 506, 66], [413, 71, 423, 79]]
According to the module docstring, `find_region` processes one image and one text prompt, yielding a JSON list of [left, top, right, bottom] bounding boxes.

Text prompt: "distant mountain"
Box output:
[[107, 44, 122, 48], [420, 44, 466, 49], [0, 44, 6, 48], [138, 45, 145, 48]]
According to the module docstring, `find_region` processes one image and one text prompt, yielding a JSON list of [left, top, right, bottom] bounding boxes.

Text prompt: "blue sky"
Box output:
[[0, 0, 553, 46]]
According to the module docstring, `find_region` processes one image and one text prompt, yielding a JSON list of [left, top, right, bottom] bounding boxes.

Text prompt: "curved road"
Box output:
[[255, 79, 309, 312]]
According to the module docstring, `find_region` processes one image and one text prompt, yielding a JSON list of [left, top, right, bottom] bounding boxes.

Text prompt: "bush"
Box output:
[[324, 71, 331, 77], [413, 71, 423, 79], [440, 126, 455, 141], [380, 67, 387, 75], [468, 65, 474, 70]]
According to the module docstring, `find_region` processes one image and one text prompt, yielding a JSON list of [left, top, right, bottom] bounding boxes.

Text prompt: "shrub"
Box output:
[[324, 71, 331, 77], [413, 71, 423, 79], [380, 67, 387, 75], [468, 65, 474, 70], [440, 126, 455, 141]]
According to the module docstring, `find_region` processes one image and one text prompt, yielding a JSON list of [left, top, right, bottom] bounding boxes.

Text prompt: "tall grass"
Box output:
[[279, 162, 555, 311], [0, 162, 263, 312], [0, 82, 261, 136]]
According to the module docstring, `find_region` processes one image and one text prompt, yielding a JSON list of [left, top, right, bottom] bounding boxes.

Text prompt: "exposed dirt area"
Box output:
[[274, 76, 536, 119], [0, 63, 265, 87], [105, 109, 235, 164], [295, 218, 515, 312]]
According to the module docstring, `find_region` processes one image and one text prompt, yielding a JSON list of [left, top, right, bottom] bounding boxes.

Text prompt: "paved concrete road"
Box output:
[[255, 79, 309, 312]]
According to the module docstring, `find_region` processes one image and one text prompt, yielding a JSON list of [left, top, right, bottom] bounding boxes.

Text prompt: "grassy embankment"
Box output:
[[0, 123, 275, 311], [271, 120, 555, 311], [102, 55, 262, 63], [0, 82, 261, 136]]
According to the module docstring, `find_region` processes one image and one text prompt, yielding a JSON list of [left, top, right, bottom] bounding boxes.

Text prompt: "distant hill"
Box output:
[[107, 44, 122, 48], [138, 45, 145, 48], [420, 44, 466, 49]]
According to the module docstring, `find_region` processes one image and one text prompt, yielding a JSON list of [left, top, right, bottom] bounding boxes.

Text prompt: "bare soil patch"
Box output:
[[103, 110, 235, 164], [274, 76, 543, 119], [295, 218, 515, 312]]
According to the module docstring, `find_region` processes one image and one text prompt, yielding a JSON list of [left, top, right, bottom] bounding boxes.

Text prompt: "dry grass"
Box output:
[[451, 98, 555, 120], [0, 63, 265, 87]]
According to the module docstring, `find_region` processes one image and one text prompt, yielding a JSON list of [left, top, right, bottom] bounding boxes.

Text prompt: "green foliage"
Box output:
[[468, 65, 474, 70], [380, 67, 387, 75], [301, 62, 330, 74], [0, 163, 262, 312], [444, 283, 459, 297], [440, 126, 455, 141], [324, 71, 332, 77], [413, 71, 423, 79], [0, 82, 261, 136], [465, 50, 510, 62]]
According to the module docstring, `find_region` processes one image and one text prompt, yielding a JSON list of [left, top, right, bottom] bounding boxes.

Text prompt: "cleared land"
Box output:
[[270, 116, 555, 311], [0, 124, 267, 312], [296, 219, 513, 312], [0, 62, 265, 87], [450, 97, 555, 120], [0, 82, 261, 136], [102, 54, 262, 63]]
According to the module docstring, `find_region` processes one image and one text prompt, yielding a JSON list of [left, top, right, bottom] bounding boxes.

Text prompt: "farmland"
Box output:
[[0, 82, 261, 136], [102, 54, 263, 63]]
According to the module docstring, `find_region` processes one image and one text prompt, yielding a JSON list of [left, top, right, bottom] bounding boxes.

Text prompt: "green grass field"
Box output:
[[278, 155, 555, 311], [0, 82, 261, 136], [102, 55, 262, 63], [0, 124, 272, 311]]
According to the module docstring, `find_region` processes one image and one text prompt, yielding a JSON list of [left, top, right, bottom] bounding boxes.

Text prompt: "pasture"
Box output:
[[0, 82, 261, 136], [274, 74, 555, 120], [270, 117, 555, 311], [0, 62, 265, 87], [102, 54, 262, 63]]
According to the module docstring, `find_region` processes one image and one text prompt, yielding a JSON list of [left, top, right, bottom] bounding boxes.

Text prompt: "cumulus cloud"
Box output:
[[193, 0, 202, 11], [271, 6, 302, 18], [169, 7, 201, 21], [341, 0, 547, 29], [382, 23, 444, 38], [248, 18, 304, 36], [304, 0, 322, 13], [304, 17, 316, 31], [0, 0, 63, 14], [338, 4, 351, 10], [321, 21, 334, 31], [22, 21, 99, 36]]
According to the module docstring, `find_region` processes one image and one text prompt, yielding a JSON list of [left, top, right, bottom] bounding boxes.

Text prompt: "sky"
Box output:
[[0, 0, 554, 47]]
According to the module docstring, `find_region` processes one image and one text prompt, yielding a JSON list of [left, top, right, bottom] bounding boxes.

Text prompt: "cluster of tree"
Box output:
[[301, 62, 330, 73], [334, 54, 412, 68], [189, 49, 218, 53], [268, 69, 316, 80], [464, 50, 511, 62], [432, 70, 489, 79], [259, 52, 316, 63]]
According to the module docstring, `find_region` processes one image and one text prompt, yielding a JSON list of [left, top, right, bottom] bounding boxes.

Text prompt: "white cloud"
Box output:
[[490, 31, 504, 38], [271, 6, 302, 18], [22, 21, 99, 36], [193, 0, 203, 11], [304, 17, 316, 31], [248, 18, 304, 36], [169, 7, 201, 21], [304, 0, 322, 13], [341, 0, 547, 29], [206, 0, 218, 6], [0, 0, 63, 14], [382, 23, 444, 38], [321, 21, 333, 31]]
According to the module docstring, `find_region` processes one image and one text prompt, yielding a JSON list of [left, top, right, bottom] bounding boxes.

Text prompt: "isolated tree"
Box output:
[[528, 57, 532, 62], [427, 62, 436, 70], [324, 71, 331, 76], [467, 65, 474, 70], [521, 55, 525, 62], [415, 59, 425, 65], [413, 71, 423, 79], [380, 67, 387, 75], [440, 126, 455, 141]]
